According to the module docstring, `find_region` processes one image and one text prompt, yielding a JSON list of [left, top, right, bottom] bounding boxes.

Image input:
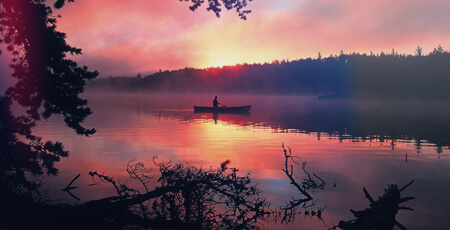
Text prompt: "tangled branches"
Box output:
[[83, 156, 271, 229]]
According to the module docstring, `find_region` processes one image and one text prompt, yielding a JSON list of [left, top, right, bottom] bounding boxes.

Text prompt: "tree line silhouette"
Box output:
[[89, 47, 450, 100]]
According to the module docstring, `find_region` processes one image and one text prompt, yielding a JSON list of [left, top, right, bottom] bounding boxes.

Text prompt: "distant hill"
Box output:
[[87, 51, 450, 100]]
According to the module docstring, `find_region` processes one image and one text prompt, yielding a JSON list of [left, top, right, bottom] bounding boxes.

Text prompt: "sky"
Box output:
[[2, 0, 450, 80]]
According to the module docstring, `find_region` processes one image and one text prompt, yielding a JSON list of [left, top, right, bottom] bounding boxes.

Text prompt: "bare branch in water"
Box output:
[[279, 143, 328, 226]]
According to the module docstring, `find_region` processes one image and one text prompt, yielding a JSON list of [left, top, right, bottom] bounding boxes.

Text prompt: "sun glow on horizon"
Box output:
[[202, 60, 239, 69], [53, 0, 450, 76]]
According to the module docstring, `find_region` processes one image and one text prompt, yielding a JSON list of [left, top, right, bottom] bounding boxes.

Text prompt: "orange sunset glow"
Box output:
[[50, 0, 450, 76]]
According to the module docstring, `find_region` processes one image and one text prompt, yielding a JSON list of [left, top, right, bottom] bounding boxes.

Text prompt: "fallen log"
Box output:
[[337, 180, 415, 230]]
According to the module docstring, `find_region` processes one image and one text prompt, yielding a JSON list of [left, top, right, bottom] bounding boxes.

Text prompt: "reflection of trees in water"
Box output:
[[272, 99, 450, 154], [97, 93, 450, 155], [144, 99, 449, 155]]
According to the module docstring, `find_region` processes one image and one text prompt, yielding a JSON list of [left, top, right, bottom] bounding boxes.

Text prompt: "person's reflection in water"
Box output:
[[213, 112, 218, 124]]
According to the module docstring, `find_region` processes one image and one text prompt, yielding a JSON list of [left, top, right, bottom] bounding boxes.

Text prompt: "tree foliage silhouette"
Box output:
[[0, 0, 97, 195], [415, 46, 423, 56], [1, 0, 98, 136], [182, 0, 253, 20]]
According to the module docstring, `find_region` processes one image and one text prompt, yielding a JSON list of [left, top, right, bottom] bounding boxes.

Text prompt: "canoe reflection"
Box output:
[[193, 105, 251, 124], [194, 110, 251, 124]]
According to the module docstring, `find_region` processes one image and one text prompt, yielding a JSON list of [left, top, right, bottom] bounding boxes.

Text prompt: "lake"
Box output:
[[33, 92, 450, 229]]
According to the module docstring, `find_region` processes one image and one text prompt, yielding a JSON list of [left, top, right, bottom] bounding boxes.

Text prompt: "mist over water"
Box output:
[[33, 92, 450, 229]]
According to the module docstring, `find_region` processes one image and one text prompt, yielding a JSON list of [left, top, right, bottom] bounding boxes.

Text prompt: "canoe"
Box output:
[[193, 105, 251, 114]]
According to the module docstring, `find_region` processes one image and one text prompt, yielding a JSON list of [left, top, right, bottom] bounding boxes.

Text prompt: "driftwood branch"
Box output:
[[399, 197, 415, 204], [399, 180, 414, 192], [62, 173, 81, 200], [337, 181, 415, 230], [395, 220, 408, 230], [399, 206, 414, 211], [62, 173, 80, 191], [362, 187, 375, 204]]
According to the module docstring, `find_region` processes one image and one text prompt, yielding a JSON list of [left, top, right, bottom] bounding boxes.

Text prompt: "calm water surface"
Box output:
[[34, 93, 450, 229]]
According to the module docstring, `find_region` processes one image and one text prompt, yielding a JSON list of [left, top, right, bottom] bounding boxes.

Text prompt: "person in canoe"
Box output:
[[213, 96, 222, 108]]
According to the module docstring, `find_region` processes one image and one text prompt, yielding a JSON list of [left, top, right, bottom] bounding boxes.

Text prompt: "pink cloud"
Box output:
[[52, 0, 450, 76]]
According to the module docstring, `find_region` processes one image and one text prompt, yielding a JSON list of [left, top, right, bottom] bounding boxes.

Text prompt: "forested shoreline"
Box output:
[[88, 48, 450, 100]]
